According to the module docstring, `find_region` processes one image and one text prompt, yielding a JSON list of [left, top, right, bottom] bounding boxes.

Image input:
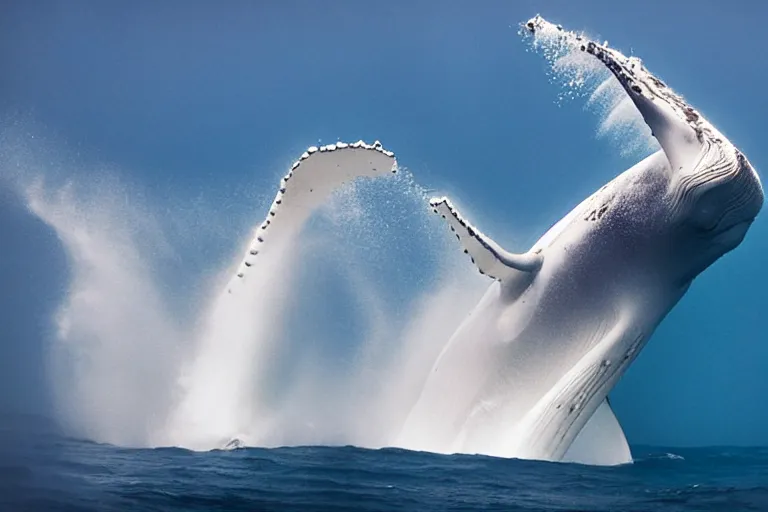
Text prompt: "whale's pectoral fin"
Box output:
[[229, 141, 397, 290], [508, 320, 646, 462], [525, 16, 703, 172], [582, 45, 702, 172], [430, 196, 543, 281]]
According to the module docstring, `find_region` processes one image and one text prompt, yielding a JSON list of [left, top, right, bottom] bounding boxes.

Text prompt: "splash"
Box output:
[[4, 130, 488, 450], [25, 176, 182, 446]]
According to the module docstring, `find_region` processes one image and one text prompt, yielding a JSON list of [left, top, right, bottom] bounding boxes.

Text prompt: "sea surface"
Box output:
[[2, 414, 767, 512]]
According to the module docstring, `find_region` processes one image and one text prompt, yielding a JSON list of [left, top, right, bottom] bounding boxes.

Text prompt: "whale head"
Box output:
[[521, 14, 766, 282], [669, 144, 764, 282], [523, 15, 765, 289], [687, 151, 762, 229]]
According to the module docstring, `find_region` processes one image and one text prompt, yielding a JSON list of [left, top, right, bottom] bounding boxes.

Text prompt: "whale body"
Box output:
[[394, 16, 764, 464]]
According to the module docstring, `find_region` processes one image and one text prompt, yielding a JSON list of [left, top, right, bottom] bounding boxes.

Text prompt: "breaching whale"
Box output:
[[394, 16, 764, 464]]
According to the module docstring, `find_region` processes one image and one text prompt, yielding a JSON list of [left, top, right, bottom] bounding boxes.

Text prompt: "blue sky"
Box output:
[[1, 0, 767, 447]]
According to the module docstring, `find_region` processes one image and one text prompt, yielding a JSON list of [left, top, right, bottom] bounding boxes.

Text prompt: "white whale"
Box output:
[[394, 16, 764, 464]]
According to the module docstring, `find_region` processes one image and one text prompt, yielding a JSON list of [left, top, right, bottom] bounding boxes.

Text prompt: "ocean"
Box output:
[[3, 414, 767, 512]]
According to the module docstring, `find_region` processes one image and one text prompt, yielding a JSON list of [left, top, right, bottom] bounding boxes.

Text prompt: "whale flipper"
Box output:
[[429, 196, 543, 281], [525, 16, 703, 173], [230, 141, 397, 287]]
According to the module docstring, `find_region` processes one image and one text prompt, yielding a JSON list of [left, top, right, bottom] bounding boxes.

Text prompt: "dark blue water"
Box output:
[[2, 414, 767, 512]]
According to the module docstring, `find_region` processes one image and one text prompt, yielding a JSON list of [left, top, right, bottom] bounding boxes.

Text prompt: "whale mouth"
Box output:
[[716, 219, 752, 240]]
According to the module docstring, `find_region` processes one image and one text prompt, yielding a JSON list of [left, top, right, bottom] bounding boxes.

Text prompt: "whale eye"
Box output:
[[689, 188, 724, 232]]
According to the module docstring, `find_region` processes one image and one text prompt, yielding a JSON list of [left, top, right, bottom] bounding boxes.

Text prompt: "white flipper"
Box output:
[[429, 196, 543, 281], [508, 320, 646, 462], [525, 15, 708, 172], [230, 141, 397, 288], [562, 397, 632, 466]]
